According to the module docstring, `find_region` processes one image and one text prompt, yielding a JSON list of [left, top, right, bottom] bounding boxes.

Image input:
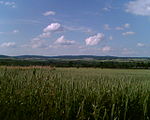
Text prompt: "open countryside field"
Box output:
[[0, 67, 150, 120]]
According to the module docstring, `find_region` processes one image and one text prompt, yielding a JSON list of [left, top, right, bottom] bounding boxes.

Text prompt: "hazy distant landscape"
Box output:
[[1, 55, 150, 69]]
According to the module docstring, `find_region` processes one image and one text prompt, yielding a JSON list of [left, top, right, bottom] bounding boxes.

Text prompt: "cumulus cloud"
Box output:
[[55, 36, 75, 45], [30, 23, 64, 49], [101, 46, 112, 52], [43, 23, 63, 32], [0, 1, 16, 8], [137, 43, 145, 47], [0, 42, 16, 47], [43, 11, 56, 16], [33, 23, 63, 42], [85, 33, 104, 46], [122, 31, 135, 36], [126, 0, 150, 16]]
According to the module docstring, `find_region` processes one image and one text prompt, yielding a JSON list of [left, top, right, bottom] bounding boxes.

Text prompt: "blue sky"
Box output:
[[0, 0, 150, 56]]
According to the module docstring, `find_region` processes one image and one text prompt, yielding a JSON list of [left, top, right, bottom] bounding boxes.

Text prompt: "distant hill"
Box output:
[[1, 55, 150, 68], [0, 55, 150, 60], [0, 55, 11, 58]]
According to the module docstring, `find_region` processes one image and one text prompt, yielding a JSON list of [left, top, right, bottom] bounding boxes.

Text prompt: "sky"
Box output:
[[0, 0, 150, 56]]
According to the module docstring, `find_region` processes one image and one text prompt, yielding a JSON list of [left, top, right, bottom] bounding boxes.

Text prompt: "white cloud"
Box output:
[[0, 42, 16, 47], [33, 23, 63, 40], [85, 33, 104, 46], [122, 31, 135, 36], [126, 0, 150, 16], [116, 23, 130, 30], [137, 43, 145, 47], [101, 46, 112, 52], [102, 7, 110, 11], [43, 11, 56, 16], [104, 24, 111, 30], [12, 29, 19, 34], [55, 36, 75, 45], [32, 32, 51, 43], [43, 23, 63, 32], [0, 1, 16, 8]]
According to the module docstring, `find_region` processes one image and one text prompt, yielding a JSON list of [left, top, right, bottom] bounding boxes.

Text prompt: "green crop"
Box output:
[[0, 67, 150, 120]]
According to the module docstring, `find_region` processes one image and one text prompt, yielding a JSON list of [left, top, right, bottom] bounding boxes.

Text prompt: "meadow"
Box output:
[[0, 67, 150, 120]]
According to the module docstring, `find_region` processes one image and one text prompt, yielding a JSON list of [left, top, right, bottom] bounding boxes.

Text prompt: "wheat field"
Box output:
[[0, 67, 150, 120]]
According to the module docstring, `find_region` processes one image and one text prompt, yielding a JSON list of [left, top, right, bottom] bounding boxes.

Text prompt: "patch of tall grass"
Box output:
[[0, 67, 150, 120]]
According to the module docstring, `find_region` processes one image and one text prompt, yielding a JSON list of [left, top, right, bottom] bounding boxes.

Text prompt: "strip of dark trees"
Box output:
[[0, 59, 150, 69]]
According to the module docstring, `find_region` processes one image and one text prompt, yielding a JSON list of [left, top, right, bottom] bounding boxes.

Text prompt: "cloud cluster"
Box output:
[[33, 23, 63, 41], [30, 23, 72, 49], [126, 0, 150, 16], [85, 33, 104, 46], [0, 1, 16, 8], [115, 23, 135, 36]]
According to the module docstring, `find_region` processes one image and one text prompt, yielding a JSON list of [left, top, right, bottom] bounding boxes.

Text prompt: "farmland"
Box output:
[[0, 67, 150, 120]]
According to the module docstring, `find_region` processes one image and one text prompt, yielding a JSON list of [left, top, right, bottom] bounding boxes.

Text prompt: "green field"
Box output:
[[0, 67, 150, 120]]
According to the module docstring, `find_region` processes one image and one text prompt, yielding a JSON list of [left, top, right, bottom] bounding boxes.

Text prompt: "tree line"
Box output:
[[0, 59, 150, 69]]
